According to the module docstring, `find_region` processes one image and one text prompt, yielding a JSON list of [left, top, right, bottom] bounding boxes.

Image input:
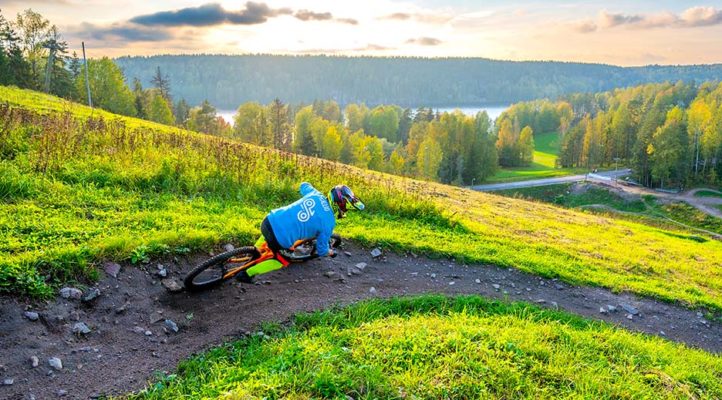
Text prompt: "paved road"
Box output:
[[470, 169, 632, 191]]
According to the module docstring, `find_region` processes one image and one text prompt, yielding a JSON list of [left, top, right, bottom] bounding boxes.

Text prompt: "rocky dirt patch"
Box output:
[[1, 242, 720, 399]]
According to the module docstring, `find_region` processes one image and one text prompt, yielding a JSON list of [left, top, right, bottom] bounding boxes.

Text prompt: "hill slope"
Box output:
[[1, 85, 721, 314]]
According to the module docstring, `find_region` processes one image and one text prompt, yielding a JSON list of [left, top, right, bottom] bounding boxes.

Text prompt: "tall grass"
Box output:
[[126, 295, 722, 399], [1, 86, 722, 316]]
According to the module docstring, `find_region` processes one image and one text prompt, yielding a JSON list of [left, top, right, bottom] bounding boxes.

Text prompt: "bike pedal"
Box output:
[[236, 270, 254, 284]]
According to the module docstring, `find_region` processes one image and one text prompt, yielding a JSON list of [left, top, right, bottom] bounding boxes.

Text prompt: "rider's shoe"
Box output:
[[236, 270, 253, 284]]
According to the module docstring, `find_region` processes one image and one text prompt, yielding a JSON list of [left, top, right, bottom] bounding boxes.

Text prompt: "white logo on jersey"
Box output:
[[297, 198, 316, 222]]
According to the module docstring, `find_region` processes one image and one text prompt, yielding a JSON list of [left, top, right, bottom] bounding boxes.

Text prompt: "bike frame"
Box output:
[[220, 239, 309, 280]]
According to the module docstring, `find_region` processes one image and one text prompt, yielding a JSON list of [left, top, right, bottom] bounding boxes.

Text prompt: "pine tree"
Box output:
[[151, 66, 171, 102], [269, 98, 290, 150]]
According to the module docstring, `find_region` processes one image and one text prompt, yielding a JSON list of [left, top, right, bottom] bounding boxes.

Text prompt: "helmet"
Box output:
[[328, 184, 364, 218]]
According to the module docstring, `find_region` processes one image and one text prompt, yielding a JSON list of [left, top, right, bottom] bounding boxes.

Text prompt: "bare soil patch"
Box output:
[[1, 242, 720, 399]]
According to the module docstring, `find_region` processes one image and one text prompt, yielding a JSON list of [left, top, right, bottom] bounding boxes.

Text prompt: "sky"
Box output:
[[2, 0, 722, 66]]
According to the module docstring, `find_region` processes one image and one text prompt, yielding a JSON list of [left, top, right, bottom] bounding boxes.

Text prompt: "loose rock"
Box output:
[[475, 279, 481, 284], [347, 267, 361, 276], [621, 304, 639, 315], [104, 262, 121, 278], [599, 307, 608, 314], [369, 287, 377, 294], [323, 271, 338, 279], [164, 319, 179, 333], [30, 356, 39, 368], [343, 251, 352, 257], [161, 279, 183, 293], [355, 262, 367, 270], [2, 378, 13, 386], [157, 268, 168, 278], [149, 312, 164, 324], [24, 311, 39, 321], [59, 287, 83, 300], [430, 273, 436, 279], [370, 248, 382, 258], [492, 284, 500, 290], [72, 322, 91, 335], [223, 243, 235, 252], [607, 305, 617, 312], [58, 389, 67, 397], [48, 357, 63, 370], [449, 281, 455, 286], [82, 288, 101, 303]]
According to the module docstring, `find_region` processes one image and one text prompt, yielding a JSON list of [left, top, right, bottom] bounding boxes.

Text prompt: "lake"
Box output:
[[218, 105, 509, 126]]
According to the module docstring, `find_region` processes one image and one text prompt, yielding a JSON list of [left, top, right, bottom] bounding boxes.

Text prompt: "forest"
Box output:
[[115, 54, 722, 109], [4, 8, 721, 188], [500, 82, 722, 188]]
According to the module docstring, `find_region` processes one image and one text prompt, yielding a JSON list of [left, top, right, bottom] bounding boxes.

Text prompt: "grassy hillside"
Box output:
[[487, 132, 584, 183], [127, 295, 722, 399], [2, 86, 722, 315], [498, 183, 722, 236]]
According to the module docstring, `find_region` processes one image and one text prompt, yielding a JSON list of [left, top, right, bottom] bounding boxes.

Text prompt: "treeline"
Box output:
[[229, 100, 499, 185], [116, 54, 722, 109], [500, 82, 722, 188]]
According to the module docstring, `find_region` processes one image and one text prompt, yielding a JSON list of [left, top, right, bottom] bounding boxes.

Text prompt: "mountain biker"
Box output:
[[236, 182, 364, 283]]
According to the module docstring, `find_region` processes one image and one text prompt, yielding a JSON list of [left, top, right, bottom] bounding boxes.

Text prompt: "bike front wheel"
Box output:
[[183, 246, 260, 292]]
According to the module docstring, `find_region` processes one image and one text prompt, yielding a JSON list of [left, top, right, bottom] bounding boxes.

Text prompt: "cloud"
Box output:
[[574, 7, 722, 33], [382, 13, 411, 20], [598, 11, 642, 28], [130, 2, 291, 27], [335, 18, 359, 25], [380, 12, 452, 24], [294, 44, 393, 54], [680, 6, 722, 27], [70, 22, 173, 42], [128, 2, 356, 28], [293, 10, 357, 24], [294, 10, 332, 22], [406, 37, 442, 46]]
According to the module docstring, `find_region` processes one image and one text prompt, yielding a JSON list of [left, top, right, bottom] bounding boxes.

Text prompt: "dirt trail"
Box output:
[[1, 242, 721, 399]]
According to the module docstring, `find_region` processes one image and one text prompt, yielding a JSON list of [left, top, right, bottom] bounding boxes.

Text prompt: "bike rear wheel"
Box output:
[[183, 246, 259, 292]]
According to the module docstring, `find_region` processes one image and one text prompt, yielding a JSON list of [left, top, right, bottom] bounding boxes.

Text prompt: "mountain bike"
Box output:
[[183, 234, 342, 292]]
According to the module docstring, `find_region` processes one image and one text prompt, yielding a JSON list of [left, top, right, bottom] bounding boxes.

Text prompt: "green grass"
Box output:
[[125, 295, 722, 400], [499, 183, 646, 213], [486, 132, 585, 183], [2, 85, 722, 316], [498, 184, 722, 236], [694, 190, 722, 198]]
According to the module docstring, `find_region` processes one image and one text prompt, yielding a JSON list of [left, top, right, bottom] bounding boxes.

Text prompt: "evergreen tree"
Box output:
[[269, 98, 290, 150], [0, 11, 30, 86], [293, 106, 317, 156], [173, 99, 191, 127], [151, 66, 171, 102]]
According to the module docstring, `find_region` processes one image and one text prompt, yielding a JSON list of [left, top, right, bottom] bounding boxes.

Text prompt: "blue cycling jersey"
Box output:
[[267, 182, 336, 256]]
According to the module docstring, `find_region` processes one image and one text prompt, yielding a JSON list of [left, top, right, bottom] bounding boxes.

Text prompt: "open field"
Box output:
[[498, 183, 722, 236], [695, 190, 722, 198], [126, 295, 722, 399], [2, 86, 722, 314], [486, 132, 585, 183]]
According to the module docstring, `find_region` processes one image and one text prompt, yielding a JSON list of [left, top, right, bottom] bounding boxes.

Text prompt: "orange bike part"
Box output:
[[221, 242, 289, 279]]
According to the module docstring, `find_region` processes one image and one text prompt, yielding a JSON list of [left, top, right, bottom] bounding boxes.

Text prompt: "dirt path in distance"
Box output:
[[1, 242, 720, 399]]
